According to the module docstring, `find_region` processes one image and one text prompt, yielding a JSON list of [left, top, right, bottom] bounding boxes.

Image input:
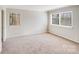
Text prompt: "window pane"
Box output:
[[61, 12, 72, 26], [52, 14, 59, 24]]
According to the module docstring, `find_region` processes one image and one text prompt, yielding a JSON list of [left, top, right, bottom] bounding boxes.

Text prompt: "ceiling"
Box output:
[[2, 5, 69, 11]]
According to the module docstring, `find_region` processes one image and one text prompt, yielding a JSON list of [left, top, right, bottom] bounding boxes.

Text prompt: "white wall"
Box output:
[[48, 6, 79, 43], [6, 8, 47, 39], [0, 8, 2, 53]]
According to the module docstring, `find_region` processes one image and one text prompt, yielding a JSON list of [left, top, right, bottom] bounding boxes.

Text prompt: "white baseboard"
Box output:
[[6, 32, 47, 39], [48, 32, 79, 43], [0, 42, 2, 53]]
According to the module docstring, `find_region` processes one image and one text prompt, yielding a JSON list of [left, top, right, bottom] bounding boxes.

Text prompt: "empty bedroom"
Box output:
[[0, 5, 79, 54]]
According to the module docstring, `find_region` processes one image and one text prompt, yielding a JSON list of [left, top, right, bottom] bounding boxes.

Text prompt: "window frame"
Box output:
[[51, 11, 73, 28], [52, 13, 59, 25]]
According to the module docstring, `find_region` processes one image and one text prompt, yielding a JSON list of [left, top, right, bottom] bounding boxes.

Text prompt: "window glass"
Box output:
[[52, 14, 59, 24], [61, 12, 72, 26]]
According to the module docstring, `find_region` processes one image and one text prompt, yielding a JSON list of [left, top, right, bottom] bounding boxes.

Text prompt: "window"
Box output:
[[52, 13, 59, 24], [61, 12, 72, 26], [9, 13, 20, 26], [52, 11, 72, 27]]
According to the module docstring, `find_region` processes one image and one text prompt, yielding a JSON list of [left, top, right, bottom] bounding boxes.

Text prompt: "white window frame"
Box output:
[[51, 13, 59, 25], [51, 11, 73, 28]]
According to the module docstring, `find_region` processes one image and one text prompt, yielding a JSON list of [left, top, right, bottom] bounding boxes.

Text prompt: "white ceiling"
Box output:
[[2, 5, 69, 11]]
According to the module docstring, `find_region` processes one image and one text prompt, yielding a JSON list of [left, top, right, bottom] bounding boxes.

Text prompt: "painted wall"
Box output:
[[48, 6, 79, 43], [6, 8, 47, 39], [0, 8, 2, 53]]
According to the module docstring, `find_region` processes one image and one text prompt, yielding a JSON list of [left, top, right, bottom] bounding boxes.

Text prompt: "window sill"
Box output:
[[51, 24, 73, 28]]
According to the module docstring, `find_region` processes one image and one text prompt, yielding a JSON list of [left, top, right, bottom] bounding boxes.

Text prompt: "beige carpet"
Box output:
[[2, 33, 79, 54]]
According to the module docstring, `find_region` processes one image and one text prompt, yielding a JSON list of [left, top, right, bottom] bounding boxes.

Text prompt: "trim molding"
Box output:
[[48, 32, 79, 44]]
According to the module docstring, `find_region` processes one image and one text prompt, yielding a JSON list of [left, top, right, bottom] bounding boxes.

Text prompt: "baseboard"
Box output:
[[0, 42, 2, 53], [48, 32, 79, 44], [6, 32, 47, 39]]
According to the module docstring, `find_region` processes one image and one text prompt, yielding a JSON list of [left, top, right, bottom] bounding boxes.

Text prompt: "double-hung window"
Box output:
[[52, 11, 72, 27]]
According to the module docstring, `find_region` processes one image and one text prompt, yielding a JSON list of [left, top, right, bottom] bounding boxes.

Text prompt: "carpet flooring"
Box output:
[[2, 33, 79, 54]]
